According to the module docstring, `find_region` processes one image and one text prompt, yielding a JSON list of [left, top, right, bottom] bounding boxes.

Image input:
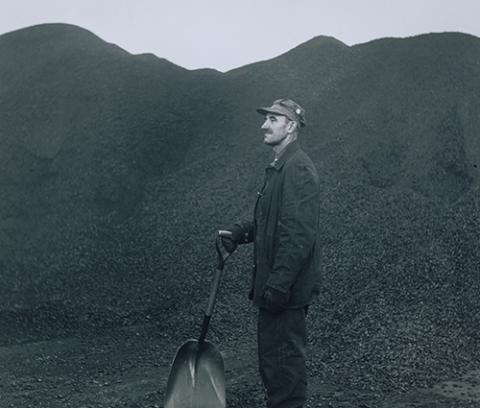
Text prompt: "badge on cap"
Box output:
[[295, 108, 301, 115]]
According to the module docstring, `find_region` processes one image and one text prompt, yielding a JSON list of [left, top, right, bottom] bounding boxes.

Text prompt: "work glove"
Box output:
[[262, 286, 290, 314], [221, 235, 237, 253], [219, 226, 243, 253]]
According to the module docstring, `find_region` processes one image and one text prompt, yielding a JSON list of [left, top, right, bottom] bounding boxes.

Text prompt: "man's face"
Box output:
[[261, 114, 291, 146]]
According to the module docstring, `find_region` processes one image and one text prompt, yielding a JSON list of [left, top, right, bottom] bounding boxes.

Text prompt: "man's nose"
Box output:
[[261, 120, 269, 129]]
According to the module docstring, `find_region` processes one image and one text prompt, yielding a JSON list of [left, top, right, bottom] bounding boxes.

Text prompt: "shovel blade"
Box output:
[[164, 339, 226, 408]]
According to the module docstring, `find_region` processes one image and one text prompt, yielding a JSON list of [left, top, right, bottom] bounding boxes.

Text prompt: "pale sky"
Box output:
[[2, 0, 480, 72]]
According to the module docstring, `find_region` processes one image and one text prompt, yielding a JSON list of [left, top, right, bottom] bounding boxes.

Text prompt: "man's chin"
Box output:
[[263, 136, 275, 146]]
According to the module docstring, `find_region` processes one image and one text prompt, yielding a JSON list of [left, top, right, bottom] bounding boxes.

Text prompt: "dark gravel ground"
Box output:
[[1, 289, 479, 408]]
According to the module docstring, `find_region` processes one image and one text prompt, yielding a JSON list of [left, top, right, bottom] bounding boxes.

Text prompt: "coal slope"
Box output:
[[0, 24, 479, 405]]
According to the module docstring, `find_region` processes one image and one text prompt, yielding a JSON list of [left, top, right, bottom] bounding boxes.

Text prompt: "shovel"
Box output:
[[164, 231, 234, 408]]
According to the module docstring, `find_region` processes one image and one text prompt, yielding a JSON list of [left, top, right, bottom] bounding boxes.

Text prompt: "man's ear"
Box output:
[[288, 120, 297, 133]]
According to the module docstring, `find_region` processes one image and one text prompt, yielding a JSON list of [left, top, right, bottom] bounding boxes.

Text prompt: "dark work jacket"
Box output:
[[236, 140, 321, 309]]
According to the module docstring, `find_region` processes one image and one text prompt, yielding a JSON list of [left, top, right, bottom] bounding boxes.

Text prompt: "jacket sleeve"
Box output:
[[266, 161, 319, 293]]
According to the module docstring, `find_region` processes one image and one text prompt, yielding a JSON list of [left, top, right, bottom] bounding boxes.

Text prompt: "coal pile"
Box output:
[[0, 23, 479, 406]]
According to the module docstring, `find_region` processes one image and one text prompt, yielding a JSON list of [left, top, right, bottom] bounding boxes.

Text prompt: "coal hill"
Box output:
[[1, 23, 480, 406]]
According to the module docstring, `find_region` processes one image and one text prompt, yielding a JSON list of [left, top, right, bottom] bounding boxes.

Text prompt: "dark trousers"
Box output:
[[257, 308, 308, 408]]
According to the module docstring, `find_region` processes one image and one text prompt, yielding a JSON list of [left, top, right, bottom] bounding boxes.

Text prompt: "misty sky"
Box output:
[[2, 0, 480, 72]]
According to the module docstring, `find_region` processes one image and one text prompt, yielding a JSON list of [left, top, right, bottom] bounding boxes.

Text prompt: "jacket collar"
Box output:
[[268, 139, 300, 171]]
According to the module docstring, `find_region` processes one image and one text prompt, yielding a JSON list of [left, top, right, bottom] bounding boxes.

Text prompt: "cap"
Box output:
[[256, 98, 306, 127]]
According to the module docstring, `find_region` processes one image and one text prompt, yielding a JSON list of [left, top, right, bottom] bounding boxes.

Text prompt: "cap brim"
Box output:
[[256, 106, 306, 127], [256, 107, 282, 116]]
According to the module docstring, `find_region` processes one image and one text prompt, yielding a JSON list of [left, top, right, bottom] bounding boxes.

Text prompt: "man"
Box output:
[[221, 98, 321, 407]]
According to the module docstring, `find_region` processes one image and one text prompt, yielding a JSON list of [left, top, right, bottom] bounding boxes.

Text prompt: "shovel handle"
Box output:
[[205, 255, 224, 317], [198, 233, 233, 344], [199, 268, 221, 344]]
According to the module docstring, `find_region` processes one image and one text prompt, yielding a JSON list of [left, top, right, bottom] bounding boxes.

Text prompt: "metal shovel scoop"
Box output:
[[164, 231, 233, 408]]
